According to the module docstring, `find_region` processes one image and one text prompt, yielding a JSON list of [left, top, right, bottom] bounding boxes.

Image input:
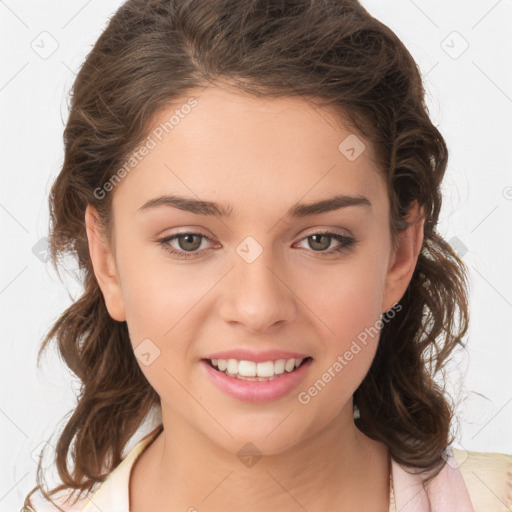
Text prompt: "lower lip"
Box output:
[[200, 358, 313, 403]]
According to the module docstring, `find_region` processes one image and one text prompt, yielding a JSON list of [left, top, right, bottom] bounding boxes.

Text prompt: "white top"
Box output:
[[24, 425, 512, 512]]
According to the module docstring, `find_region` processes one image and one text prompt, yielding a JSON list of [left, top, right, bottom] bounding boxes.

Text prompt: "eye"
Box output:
[[294, 231, 356, 256], [158, 232, 217, 260]]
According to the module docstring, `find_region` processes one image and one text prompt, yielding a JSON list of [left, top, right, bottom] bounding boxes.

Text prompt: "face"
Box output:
[[86, 85, 423, 456]]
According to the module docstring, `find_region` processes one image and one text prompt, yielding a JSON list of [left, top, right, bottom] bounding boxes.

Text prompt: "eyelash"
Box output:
[[157, 230, 357, 260]]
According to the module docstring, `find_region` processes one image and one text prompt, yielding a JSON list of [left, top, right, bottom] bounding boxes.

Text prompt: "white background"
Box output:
[[1, 1, 511, 510]]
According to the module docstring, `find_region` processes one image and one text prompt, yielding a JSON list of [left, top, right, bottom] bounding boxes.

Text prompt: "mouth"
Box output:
[[202, 356, 313, 381], [200, 355, 314, 402]]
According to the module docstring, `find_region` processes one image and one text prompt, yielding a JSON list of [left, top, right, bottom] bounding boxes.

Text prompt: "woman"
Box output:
[[22, 1, 511, 511]]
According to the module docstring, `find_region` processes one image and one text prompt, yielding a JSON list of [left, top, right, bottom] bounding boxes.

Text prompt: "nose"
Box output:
[[218, 245, 297, 333]]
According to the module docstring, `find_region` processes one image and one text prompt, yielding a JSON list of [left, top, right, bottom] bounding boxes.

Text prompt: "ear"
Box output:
[[84, 204, 126, 322], [381, 201, 425, 314]]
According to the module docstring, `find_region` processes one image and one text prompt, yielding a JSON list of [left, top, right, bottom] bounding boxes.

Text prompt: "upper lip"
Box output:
[[202, 349, 311, 363]]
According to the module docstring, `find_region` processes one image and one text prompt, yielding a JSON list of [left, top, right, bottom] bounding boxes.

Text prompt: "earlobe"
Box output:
[[84, 205, 126, 322], [381, 201, 425, 314]]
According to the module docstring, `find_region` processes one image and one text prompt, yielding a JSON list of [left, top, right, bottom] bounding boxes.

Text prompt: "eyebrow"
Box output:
[[137, 193, 372, 218]]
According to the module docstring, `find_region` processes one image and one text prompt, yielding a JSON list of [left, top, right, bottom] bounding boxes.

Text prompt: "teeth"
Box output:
[[209, 357, 306, 378]]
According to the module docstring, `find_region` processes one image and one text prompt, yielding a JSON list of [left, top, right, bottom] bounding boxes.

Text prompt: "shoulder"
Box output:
[[22, 424, 163, 512], [452, 448, 512, 512]]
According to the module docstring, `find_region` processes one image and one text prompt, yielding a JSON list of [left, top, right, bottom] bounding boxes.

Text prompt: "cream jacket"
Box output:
[[23, 425, 512, 512]]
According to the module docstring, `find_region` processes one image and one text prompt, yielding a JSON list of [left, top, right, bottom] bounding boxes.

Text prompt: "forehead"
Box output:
[[113, 85, 386, 217]]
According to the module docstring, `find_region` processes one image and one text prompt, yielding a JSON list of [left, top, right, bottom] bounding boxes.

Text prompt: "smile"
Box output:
[[201, 357, 314, 402]]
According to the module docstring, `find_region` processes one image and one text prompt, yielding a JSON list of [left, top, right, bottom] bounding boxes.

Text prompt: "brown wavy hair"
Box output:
[[23, 0, 470, 509]]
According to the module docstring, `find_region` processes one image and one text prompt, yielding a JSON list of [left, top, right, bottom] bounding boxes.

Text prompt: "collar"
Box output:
[[391, 448, 475, 511]]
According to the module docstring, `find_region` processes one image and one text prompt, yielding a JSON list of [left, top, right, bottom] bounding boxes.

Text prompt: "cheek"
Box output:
[[296, 255, 385, 403], [116, 239, 205, 340], [305, 258, 385, 344], [116, 243, 218, 394], [116, 252, 201, 399]]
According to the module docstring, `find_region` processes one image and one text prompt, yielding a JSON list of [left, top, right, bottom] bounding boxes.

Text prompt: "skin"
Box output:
[[85, 84, 424, 512]]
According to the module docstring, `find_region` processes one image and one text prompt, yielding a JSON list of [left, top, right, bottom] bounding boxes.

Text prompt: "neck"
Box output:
[[130, 407, 391, 512]]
